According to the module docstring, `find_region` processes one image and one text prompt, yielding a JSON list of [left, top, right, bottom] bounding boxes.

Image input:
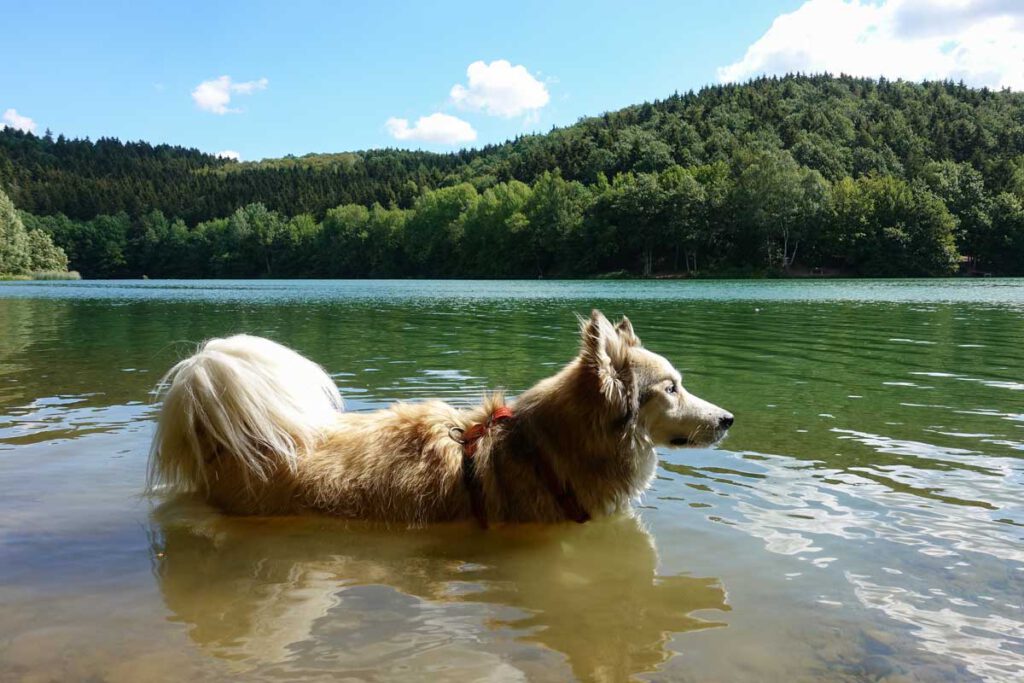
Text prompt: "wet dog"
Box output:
[[149, 310, 733, 524]]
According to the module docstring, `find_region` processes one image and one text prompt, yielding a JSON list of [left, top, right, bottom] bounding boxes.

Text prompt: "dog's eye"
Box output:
[[665, 383, 677, 394]]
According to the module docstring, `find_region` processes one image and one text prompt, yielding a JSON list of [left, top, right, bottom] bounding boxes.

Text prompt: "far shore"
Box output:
[[1, 270, 1008, 282]]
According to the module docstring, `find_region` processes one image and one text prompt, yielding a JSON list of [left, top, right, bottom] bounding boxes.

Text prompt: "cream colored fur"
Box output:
[[149, 310, 733, 524]]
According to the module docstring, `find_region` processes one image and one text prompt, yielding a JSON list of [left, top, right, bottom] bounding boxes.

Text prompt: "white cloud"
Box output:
[[2, 108, 37, 133], [215, 150, 241, 161], [450, 59, 550, 118], [718, 0, 1024, 90], [385, 113, 477, 144], [191, 76, 269, 114]]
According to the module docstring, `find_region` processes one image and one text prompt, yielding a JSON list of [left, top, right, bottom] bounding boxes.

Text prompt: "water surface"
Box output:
[[1, 279, 1022, 681]]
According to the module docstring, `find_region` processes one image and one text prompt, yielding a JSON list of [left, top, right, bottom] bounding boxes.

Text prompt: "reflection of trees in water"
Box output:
[[0, 298, 70, 407], [149, 498, 729, 681]]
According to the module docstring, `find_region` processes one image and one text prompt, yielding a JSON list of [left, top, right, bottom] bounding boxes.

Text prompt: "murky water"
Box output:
[[1, 279, 1022, 682]]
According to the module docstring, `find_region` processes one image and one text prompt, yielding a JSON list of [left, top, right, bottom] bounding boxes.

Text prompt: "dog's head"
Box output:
[[579, 309, 733, 447]]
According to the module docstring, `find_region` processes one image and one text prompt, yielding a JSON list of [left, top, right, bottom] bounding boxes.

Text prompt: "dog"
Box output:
[[148, 310, 734, 524]]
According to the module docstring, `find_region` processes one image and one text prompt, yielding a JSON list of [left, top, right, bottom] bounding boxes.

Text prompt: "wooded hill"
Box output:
[[3, 74, 1024, 278]]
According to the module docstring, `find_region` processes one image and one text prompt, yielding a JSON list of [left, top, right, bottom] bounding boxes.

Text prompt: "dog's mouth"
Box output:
[[669, 429, 729, 448]]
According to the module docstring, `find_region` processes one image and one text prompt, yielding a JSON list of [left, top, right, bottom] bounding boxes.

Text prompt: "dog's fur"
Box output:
[[148, 310, 733, 524]]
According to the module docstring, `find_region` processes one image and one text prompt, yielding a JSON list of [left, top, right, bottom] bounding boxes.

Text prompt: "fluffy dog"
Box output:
[[149, 310, 733, 524]]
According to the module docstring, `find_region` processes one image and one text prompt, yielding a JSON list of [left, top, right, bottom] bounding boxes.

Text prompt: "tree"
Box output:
[[689, 162, 733, 272], [129, 209, 171, 276], [318, 204, 370, 277], [522, 171, 590, 276], [81, 213, 130, 277], [228, 203, 289, 277], [613, 126, 674, 174], [459, 181, 531, 277], [659, 166, 706, 272], [1, 188, 68, 275], [404, 184, 478, 276], [986, 193, 1024, 275], [828, 176, 959, 276], [593, 172, 670, 277], [0, 188, 31, 275], [362, 205, 409, 276], [26, 228, 69, 272], [731, 149, 827, 269], [921, 160, 991, 266]]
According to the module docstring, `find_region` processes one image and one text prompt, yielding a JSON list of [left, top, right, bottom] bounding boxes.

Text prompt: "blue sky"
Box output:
[[3, 1, 1023, 160]]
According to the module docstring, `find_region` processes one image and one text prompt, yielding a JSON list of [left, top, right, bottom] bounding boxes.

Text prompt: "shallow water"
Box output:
[[1, 279, 1022, 682]]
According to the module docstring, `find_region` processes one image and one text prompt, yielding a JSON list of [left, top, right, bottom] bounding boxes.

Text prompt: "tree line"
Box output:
[[3, 74, 1024, 277], [17, 159, 1024, 278]]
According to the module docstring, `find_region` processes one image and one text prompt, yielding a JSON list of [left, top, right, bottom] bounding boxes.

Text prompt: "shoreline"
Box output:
[[0, 272, 1013, 283]]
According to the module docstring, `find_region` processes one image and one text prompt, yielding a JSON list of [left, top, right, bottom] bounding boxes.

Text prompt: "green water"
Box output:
[[1, 279, 1022, 682]]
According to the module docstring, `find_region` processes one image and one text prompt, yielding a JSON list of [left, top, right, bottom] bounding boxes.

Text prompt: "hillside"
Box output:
[[4, 74, 1024, 277]]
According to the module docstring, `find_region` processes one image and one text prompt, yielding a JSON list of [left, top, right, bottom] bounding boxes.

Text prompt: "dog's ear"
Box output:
[[616, 316, 641, 347], [579, 310, 634, 411]]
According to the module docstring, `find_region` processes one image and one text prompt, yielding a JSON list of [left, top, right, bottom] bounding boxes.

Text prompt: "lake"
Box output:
[[1, 279, 1022, 682]]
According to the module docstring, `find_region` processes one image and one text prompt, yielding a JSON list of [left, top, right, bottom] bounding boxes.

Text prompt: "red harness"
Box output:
[[453, 407, 590, 529], [459, 406, 515, 457]]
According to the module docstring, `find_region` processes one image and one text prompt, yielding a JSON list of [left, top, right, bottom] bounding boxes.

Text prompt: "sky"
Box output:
[[3, 0, 1024, 161]]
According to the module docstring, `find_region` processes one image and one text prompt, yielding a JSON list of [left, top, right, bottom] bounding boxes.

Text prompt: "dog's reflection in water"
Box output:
[[150, 498, 729, 681]]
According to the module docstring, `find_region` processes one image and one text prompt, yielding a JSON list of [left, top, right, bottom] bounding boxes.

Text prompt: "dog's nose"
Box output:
[[719, 414, 734, 430]]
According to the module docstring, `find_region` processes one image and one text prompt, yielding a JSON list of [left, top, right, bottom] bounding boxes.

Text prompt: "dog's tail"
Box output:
[[148, 335, 343, 494]]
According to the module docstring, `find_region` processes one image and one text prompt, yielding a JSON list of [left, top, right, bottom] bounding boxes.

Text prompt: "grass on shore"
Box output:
[[0, 270, 82, 281]]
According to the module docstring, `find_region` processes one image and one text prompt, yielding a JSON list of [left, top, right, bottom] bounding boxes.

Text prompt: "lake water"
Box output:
[[1, 279, 1022, 682]]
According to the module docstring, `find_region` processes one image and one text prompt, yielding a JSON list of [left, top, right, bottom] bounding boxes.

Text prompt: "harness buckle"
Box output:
[[448, 425, 466, 445]]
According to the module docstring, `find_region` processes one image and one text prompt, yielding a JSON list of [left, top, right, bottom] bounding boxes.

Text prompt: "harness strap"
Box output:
[[455, 406, 513, 529], [453, 407, 590, 528], [531, 450, 591, 524], [460, 451, 489, 529]]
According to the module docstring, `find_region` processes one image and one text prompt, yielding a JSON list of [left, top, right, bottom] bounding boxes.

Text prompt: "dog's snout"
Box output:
[[719, 413, 734, 430]]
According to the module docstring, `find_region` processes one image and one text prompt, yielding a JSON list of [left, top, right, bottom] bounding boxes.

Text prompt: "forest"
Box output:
[[3, 74, 1024, 278]]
